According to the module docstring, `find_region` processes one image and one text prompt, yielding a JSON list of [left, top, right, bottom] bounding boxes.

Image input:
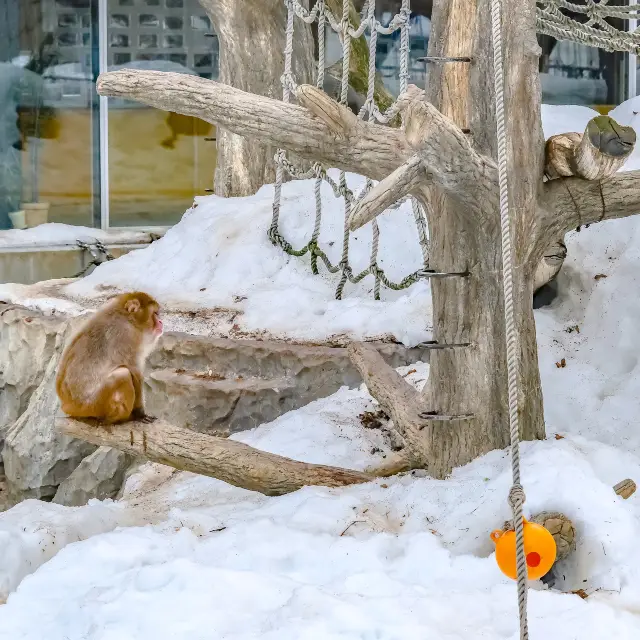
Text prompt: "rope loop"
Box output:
[[508, 484, 527, 510]]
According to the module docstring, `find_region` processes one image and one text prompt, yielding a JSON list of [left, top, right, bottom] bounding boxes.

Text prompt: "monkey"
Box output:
[[56, 292, 163, 425]]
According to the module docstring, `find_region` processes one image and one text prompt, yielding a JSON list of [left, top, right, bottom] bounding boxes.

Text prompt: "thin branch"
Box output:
[[57, 417, 372, 497], [348, 156, 425, 230], [97, 70, 410, 181]]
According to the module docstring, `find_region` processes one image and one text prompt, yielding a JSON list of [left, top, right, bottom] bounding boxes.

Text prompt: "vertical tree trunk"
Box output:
[[420, 0, 545, 472], [199, 0, 315, 197]]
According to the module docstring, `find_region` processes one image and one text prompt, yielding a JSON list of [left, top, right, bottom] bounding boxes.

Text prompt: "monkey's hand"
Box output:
[[130, 409, 157, 424]]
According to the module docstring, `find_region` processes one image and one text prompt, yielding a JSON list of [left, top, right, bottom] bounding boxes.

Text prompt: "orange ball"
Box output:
[[490, 518, 557, 581]]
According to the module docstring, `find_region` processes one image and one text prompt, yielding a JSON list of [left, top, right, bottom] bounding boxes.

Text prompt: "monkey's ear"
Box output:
[[124, 298, 141, 314]]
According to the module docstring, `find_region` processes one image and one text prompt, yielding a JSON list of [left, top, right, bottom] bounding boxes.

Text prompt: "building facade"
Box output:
[[0, 0, 633, 231]]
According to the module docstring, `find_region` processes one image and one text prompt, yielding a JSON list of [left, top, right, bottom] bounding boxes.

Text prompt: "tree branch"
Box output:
[[98, 71, 494, 212], [404, 100, 498, 215], [57, 417, 372, 497], [97, 70, 411, 181], [545, 116, 636, 180], [347, 342, 430, 467], [541, 169, 640, 237], [348, 156, 425, 231]]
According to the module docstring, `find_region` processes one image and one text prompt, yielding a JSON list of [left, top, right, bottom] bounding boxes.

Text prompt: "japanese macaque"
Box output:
[[56, 292, 163, 425]]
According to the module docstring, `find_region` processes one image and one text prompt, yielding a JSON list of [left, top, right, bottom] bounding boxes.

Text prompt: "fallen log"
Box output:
[[57, 417, 373, 497]]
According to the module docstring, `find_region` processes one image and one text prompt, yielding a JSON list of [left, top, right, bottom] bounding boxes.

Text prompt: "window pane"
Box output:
[[0, 0, 97, 230], [106, 0, 218, 227]]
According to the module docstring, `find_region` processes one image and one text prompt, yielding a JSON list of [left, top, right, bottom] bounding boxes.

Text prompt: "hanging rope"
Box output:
[[269, 0, 430, 300], [490, 1, 529, 639]]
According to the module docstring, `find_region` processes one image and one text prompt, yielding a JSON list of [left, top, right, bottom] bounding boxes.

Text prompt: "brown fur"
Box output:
[[56, 292, 163, 425]]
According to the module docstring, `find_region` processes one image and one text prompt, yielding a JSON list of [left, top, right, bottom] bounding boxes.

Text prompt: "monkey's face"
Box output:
[[118, 292, 163, 338]]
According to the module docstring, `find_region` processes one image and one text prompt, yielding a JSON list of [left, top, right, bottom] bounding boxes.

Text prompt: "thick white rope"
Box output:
[[490, 1, 529, 639]]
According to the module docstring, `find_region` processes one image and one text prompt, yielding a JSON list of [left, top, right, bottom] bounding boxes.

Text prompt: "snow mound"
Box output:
[[65, 172, 433, 345]]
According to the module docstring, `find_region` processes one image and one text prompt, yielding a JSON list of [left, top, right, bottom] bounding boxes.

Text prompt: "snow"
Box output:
[[2, 360, 640, 638], [2, 102, 640, 637], [0, 224, 155, 249]]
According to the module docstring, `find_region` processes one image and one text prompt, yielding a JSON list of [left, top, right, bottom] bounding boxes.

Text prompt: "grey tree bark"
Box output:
[[92, 0, 640, 485], [199, 0, 315, 197]]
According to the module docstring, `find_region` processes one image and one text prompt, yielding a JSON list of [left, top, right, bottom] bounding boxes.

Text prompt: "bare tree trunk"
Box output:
[[199, 0, 315, 197], [414, 0, 544, 475]]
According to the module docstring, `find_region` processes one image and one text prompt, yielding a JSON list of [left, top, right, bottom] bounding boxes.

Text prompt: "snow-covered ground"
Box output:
[[2, 100, 640, 637]]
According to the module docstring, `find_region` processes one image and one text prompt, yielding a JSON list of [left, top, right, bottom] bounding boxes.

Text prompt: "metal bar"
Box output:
[[419, 270, 470, 278], [98, 0, 110, 230], [630, 0, 638, 99], [414, 341, 472, 349], [418, 412, 475, 421], [417, 56, 472, 63]]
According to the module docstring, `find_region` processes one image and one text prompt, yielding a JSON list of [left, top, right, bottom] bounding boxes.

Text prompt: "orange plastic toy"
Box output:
[[490, 518, 557, 581]]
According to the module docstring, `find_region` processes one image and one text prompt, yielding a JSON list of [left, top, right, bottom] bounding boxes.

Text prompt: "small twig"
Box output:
[[340, 520, 365, 536]]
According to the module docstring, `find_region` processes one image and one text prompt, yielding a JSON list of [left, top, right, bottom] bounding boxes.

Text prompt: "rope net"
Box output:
[[537, 0, 640, 53], [270, 0, 639, 303], [270, 0, 431, 301]]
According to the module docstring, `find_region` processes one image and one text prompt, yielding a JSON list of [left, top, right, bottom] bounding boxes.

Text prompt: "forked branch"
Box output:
[[545, 116, 636, 180], [98, 71, 494, 210], [346, 96, 498, 229], [57, 417, 373, 496]]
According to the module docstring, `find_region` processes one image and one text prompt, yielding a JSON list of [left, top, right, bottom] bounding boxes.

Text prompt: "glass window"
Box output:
[[110, 14, 130, 28], [0, 0, 98, 230], [539, 26, 626, 113], [139, 14, 160, 27], [110, 33, 130, 47], [165, 16, 184, 30]]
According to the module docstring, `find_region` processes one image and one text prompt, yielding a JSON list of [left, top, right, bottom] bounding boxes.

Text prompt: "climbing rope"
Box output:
[[537, 0, 640, 53], [490, 0, 529, 638], [270, 0, 431, 300]]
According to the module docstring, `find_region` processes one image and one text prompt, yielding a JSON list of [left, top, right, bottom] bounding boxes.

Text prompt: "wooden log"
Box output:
[[57, 417, 372, 497], [614, 478, 636, 499], [545, 116, 636, 181], [347, 342, 436, 468]]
